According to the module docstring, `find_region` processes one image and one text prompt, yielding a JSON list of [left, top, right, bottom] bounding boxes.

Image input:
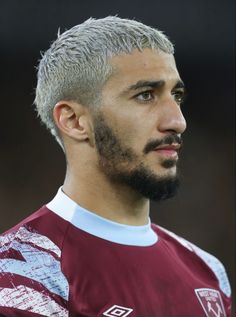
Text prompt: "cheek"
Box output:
[[118, 122, 148, 154], [102, 102, 155, 152]]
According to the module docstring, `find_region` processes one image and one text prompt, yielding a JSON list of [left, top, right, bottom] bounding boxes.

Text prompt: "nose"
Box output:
[[158, 99, 187, 135]]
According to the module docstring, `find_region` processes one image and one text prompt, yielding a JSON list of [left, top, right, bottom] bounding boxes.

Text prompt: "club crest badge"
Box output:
[[195, 288, 226, 317]]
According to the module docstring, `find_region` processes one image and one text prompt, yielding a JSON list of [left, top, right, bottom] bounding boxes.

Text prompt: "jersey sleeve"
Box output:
[[188, 241, 231, 298], [0, 226, 69, 317], [157, 225, 232, 298]]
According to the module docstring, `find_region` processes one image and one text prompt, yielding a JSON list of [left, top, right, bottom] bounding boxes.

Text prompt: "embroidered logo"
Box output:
[[103, 305, 133, 317], [195, 288, 226, 317]]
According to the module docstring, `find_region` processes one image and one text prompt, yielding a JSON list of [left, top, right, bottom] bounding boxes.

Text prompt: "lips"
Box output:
[[154, 143, 181, 151], [153, 144, 180, 158]]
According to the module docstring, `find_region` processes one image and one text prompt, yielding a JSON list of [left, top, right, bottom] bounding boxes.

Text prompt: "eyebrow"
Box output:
[[128, 80, 165, 91], [174, 80, 185, 90], [124, 79, 185, 94]]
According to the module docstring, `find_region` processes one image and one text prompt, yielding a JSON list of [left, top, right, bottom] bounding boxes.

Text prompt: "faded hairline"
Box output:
[[34, 16, 174, 149]]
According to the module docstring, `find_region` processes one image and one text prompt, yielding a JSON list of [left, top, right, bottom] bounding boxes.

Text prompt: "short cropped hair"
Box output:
[[35, 16, 174, 147]]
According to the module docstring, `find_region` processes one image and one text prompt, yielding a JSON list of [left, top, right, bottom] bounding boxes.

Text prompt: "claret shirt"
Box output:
[[0, 188, 232, 317]]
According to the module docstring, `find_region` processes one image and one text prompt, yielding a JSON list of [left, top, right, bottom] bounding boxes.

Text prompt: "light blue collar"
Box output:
[[47, 187, 158, 247]]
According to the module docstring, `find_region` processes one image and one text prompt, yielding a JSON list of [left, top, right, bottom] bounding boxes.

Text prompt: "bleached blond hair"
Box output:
[[35, 16, 174, 148]]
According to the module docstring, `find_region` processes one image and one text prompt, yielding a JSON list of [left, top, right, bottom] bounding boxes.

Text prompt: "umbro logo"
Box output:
[[103, 305, 133, 317]]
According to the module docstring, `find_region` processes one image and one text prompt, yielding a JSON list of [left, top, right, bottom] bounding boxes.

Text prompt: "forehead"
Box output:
[[105, 48, 180, 91]]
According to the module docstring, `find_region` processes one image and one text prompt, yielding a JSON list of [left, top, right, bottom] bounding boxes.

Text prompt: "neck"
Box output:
[[63, 166, 150, 226]]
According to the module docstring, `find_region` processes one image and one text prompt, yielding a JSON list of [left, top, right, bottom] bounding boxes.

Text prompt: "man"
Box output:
[[0, 16, 231, 317]]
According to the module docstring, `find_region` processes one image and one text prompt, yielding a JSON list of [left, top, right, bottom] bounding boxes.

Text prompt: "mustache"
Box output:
[[143, 135, 183, 154]]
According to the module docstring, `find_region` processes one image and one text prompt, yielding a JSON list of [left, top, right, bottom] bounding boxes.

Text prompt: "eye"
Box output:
[[135, 91, 154, 102], [172, 90, 186, 105]]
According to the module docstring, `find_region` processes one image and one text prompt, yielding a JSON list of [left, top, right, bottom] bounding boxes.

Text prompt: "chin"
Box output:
[[159, 170, 177, 181], [154, 163, 177, 177]]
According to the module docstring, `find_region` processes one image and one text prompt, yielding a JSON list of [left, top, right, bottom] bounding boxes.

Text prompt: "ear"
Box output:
[[53, 101, 90, 142]]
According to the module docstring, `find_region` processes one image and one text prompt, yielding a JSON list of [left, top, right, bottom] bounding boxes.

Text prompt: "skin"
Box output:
[[53, 48, 187, 226]]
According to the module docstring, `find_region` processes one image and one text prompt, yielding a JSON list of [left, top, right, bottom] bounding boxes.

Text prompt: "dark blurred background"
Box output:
[[0, 0, 235, 313]]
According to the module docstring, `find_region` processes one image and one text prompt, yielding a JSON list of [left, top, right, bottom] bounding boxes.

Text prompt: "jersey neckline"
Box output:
[[46, 187, 158, 247]]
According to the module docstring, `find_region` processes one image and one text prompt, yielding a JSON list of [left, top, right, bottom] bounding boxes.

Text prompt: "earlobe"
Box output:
[[53, 101, 89, 141]]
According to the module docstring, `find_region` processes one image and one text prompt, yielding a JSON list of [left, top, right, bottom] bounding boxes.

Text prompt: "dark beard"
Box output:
[[109, 163, 180, 201], [93, 112, 180, 201]]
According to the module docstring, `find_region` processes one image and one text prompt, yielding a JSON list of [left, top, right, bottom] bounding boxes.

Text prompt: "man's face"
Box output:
[[92, 48, 187, 201]]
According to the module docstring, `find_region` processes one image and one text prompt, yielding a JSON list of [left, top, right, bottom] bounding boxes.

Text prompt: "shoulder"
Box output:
[[0, 207, 70, 316], [153, 224, 231, 298], [1, 206, 70, 250]]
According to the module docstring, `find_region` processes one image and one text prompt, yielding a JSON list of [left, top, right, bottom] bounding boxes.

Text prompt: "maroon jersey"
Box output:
[[0, 188, 231, 317]]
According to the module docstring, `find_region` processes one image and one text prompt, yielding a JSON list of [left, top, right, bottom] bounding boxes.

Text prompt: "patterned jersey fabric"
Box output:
[[0, 188, 232, 317]]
